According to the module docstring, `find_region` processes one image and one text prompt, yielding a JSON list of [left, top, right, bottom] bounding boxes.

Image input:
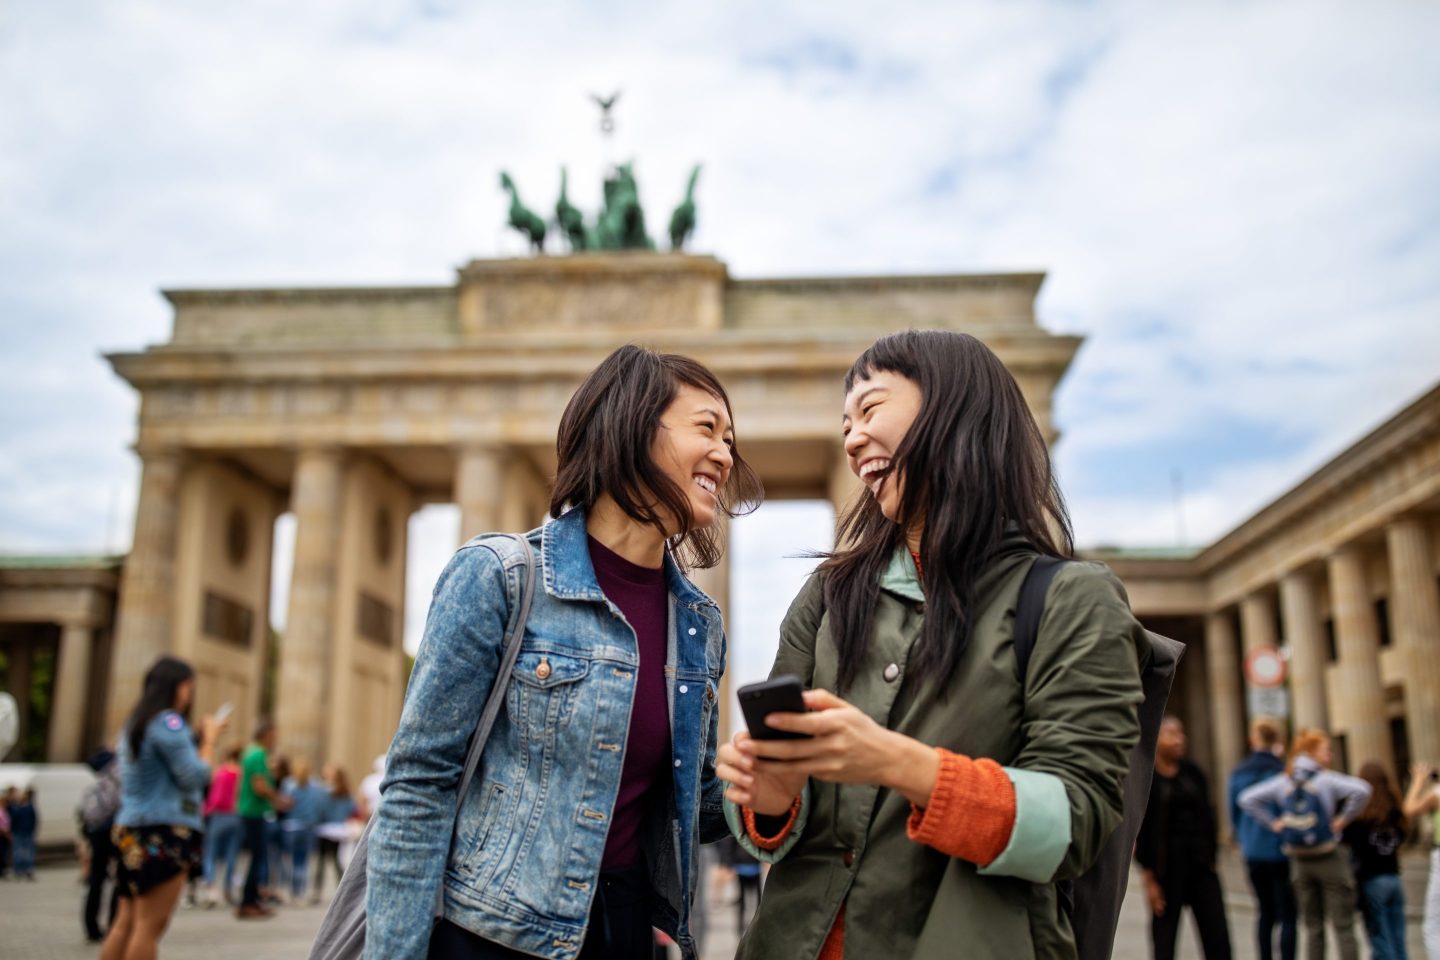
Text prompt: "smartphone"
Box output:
[[213, 701, 234, 725], [737, 675, 810, 741]]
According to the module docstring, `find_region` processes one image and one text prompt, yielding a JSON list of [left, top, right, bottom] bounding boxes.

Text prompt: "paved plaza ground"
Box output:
[[0, 849, 1430, 959]]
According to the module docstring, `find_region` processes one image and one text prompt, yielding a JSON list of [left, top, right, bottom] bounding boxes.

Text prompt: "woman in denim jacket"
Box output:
[[103, 656, 226, 960], [366, 346, 761, 960]]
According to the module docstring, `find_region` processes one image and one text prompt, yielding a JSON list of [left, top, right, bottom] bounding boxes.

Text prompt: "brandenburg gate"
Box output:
[[104, 253, 1078, 779]]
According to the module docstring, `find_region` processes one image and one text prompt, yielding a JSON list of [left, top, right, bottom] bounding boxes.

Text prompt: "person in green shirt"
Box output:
[[236, 721, 291, 918]]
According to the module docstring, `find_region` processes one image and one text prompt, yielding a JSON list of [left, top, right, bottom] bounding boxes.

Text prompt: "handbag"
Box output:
[[308, 534, 538, 960]]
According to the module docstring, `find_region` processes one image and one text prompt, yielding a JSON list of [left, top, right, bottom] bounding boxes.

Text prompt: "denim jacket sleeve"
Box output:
[[364, 542, 513, 960], [149, 713, 211, 794]]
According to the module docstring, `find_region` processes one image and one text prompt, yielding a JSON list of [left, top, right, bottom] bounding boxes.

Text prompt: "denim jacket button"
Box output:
[[687, 627, 697, 636], [679, 684, 689, 694], [674, 759, 682, 768], [536, 657, 552, 680]]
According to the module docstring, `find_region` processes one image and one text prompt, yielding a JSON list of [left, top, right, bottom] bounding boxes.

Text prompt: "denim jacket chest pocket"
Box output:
[[508, 648, 591, 742]]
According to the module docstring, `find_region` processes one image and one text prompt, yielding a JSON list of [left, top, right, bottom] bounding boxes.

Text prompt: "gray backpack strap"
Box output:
[[432, 533, 537, 919]]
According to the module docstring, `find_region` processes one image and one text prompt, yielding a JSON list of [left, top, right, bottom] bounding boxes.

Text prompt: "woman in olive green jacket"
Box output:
[[717, 330, 1147, 959]]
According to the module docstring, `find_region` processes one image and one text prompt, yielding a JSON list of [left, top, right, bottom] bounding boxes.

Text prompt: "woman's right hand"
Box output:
[[199, 713, 228, 745], [716, 731, 806, 816]]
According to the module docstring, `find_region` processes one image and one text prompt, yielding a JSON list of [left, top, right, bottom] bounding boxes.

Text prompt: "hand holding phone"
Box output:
[[737, 675, 811, 741]]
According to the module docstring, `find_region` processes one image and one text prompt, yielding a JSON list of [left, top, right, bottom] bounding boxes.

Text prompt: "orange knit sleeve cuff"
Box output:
[[906, 747, 1016, 866], [743, 795, 803, 851]]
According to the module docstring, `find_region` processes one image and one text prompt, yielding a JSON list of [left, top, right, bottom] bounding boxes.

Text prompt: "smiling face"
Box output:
[[650, 383, 735, 536], [842, 370, 924, 525]]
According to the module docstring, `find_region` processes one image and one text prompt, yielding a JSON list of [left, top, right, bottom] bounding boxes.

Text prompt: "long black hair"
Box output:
[[125, 656, 195, 757], [549, 345, 763, 569], [821, 330, 1073, 693]]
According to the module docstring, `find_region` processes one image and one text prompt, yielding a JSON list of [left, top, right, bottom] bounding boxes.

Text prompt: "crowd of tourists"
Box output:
[[71, 660, 369, 957], [1134, 712, 1440, 960], [42, 334, 1440, 960]]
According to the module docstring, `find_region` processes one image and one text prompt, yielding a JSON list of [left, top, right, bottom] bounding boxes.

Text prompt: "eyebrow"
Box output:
[[694, 407, 733, 432], [841, 386, 887, 422]]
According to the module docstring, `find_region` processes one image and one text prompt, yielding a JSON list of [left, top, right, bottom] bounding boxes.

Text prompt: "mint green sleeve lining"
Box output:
[[724, 783, 810, 864], [977, 767, 1071, 883]]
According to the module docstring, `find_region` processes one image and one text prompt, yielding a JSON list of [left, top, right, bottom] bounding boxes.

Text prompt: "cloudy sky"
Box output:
[[3, 2, 1438, 689]]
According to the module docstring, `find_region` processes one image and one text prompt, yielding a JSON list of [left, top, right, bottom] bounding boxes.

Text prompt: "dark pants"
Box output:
[[313, 837, 344, 899], [240, 816, 268, 908], [1152, 866, 1234, 960], [84, 825, 121, 940], [735, 869, 761, 936], [428, 866, 652, 960], [1247, 859, 1298, 960]]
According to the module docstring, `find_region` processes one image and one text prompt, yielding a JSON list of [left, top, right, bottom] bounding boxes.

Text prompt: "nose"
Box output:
[[844, 424, 867, 461], [711, 440, 733, 474]]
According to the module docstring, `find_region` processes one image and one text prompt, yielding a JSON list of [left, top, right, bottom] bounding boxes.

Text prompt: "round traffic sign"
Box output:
[[1245, 646, 1287, 688]]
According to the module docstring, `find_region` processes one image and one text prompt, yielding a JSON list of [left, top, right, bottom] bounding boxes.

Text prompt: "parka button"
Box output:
[[843, 849, 856, 867], [882, 663, 900, 683]]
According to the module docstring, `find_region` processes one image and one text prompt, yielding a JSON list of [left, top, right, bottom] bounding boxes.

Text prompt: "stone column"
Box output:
[[106, 450, 185, 736], [1239, 590, 1279, 730], [1281, 568, 1329, 732], [1327, 546, 1394, 776], [277, 449, 345, 768], [456, 446, 504, 544], [1205, 611, 1245, 776], [1386, 517, 1440, 766], [48, 622, 95, 762]]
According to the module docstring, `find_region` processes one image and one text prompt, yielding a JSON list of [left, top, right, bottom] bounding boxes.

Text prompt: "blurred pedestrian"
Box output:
[[1239, 729, 1371, 960], [1401, 762, 1440, 960], [1343, 762, 1408, 960], [1136, 716, 1233, 960], [281, 757, 326, 901], [9, 787, 37, 879], [1229, 717, 1297, 960], [719, 834, 762, 936], [0, 787, 13, 878], [263, 754, 291, 900], [235, 720, 291, 919], [79, 747, 123, 940], [310, 763, 355, 903], [200, 746, 242, 906], [101, 656, 226, 960]]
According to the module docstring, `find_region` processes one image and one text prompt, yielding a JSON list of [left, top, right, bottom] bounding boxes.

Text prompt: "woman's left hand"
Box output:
[[749, 689, 938, 805]]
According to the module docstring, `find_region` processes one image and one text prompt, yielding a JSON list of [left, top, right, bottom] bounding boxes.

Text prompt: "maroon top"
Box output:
[[589, 535, 673, 870]]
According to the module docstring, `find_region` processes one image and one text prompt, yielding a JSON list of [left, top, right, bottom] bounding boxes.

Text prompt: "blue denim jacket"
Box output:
[[116, 711, 211, 832], [365, 507, 729, 960]]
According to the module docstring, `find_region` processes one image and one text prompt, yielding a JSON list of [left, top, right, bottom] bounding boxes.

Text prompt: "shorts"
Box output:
[[112, 824, 204, 898]]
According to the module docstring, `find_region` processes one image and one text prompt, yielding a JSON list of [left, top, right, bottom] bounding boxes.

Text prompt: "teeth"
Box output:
[[859, 458, 891, 480], [694, 475, 716, 494]]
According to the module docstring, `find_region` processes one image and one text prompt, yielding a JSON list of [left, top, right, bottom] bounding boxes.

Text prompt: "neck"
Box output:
[[586, 495, 667, 569], [1155, 755, 1180, 776], [905, 524, 923, 556]]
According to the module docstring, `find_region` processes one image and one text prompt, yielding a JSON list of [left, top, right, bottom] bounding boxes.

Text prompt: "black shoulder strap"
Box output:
[[1014, 556, 1067, 681]]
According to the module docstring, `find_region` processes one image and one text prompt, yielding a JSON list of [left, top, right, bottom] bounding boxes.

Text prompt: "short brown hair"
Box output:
[[1251, 717, 1283, 748], [549, 345, 762, 569]]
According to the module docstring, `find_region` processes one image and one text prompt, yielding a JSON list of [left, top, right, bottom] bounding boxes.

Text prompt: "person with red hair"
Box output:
[[1238, 730, 1372, 960]]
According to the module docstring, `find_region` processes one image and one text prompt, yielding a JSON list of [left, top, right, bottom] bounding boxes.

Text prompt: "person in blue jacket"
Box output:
[[101, 656, 226, 960], [1228, 717, 1296, 960]]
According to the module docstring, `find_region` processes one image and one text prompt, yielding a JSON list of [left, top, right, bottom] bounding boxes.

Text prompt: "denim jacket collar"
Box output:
[[541, 506, 714, 612]]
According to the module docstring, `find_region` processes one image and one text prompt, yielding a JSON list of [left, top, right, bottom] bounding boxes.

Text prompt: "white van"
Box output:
[[0, 763, 95, 850]]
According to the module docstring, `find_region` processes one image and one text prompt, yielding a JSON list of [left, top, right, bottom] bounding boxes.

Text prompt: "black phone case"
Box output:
[[737, 674, 809, 740]]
